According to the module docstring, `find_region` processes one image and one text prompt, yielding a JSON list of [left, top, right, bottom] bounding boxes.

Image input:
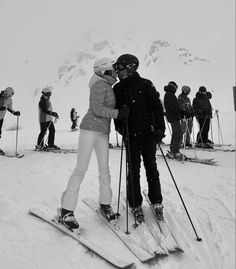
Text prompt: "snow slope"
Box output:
[[0, 125, 235, 269]]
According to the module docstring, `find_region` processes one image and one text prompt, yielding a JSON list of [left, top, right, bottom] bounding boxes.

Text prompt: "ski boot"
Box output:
[[0, 148, 5, 155], [35, 145, 46, 151], [173, 152, 186, 161], [131, 206, 145, 223], [152, 203, 164, 221], [46, 144, 61, 150], [57, 208, 79, 230], [166, 151, 174, 159], [100, 204, 116, 221]]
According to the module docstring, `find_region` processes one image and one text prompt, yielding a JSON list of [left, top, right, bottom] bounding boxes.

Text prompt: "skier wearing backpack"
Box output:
[[58, 57, 129, 230], [0, 87, 20, 155]]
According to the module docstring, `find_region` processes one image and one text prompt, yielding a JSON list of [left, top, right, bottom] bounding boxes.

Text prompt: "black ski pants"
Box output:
[[196, 117, 210, 143], [125, 132, 163, 208], [71, 120, 77, 129], [170, 120, 183, 154], [37, 121, 55, 147], [0, 119, 3, 138]]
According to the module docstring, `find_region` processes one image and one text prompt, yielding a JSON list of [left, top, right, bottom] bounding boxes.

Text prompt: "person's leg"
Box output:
[[170, 121, 183, 154], [93, 133, 112, 205], [0, 119, 3, 139], [186, 118, 193, 144], [48, 122, 55, 146], [61, 130, 96, 211], [37, 122, 48, 146], [180, 119, 187, 145], [126, 137, 142, 207], [202, 118, 210, 143], [141, 135, 163, 204]]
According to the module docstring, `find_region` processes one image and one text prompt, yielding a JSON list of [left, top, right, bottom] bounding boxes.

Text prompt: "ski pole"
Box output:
[[124, 119, 138, 229], [15, 115, 19, 156], [216, 110, 224, 144], [157, 143, 202, 241], [116, 128, 124, 218], [186, 118, 198, 159]]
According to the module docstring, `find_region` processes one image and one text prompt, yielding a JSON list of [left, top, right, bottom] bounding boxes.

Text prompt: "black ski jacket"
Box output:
[[113, 72, 165, 137]]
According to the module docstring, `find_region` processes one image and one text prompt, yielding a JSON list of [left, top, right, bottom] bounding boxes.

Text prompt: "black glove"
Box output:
[[51, 112, 59, 118], [13, 111, 20, 116], [0, 106, 6, 111], [117, 106, 130, 120], [151, 128, 165, 144]]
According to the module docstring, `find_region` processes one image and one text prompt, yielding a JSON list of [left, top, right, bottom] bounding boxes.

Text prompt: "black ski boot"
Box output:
[[152, 203, 164, 221], [100, 204, 116, 221], [131, 206, 145, 223], [58, 208, 79, 230]]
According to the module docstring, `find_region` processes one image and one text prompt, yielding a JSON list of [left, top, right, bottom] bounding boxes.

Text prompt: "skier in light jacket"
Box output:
[[0, 87, 20, 155], [58, 57, 129, 230]]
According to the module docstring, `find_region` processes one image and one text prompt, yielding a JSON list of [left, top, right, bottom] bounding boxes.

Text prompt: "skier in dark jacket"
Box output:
[[177, 86, 194, 147], [36, 87, 59, 150], [70, 108, 79, 131], [192, 86, 213, 148], [164, 81, 184, 159], [113, 54, 166, 222]]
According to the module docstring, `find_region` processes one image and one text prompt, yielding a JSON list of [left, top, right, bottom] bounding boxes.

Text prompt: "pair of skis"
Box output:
[[33, 148, 77, 154], [29, 191, 183, 268], [0, 152, 24, 158], [157, 151, 218, 166]]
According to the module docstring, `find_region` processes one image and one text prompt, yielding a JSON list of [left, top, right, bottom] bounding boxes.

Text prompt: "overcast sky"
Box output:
[[0, 0, 234, 92]]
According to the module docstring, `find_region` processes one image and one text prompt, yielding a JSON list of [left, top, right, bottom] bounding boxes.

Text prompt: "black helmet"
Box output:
[[113, 54, 139, 73]]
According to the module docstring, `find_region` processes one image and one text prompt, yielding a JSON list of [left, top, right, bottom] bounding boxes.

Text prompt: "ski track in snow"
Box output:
[[0, 130, 235, 269]]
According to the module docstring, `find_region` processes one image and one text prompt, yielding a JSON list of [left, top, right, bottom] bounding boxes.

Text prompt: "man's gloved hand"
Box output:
[[51, 112, 59, 118], [151, 126, 165, 143], [0, 106, 6, 111], [117, 106, 130, 120], [13, 111, 20, 116]]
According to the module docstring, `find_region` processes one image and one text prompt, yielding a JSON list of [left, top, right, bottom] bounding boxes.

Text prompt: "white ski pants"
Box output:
[[61, 129, 112, 211]]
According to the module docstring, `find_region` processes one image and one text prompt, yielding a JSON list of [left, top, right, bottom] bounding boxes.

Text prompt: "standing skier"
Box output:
[[193, 86, 213, 148], [113, 54, 166, 222], [177, 86, 194, 147], [70, 108, 79, 131], [0, 87, 20, 155], [58, 58, 129, 230], [36, 87, 59, 150], [164, 81, 184, 159]]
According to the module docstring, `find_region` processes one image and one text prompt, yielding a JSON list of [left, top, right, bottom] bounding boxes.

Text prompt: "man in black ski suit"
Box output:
[[113, 54, 166, 222], [193, 86, 213, 148]]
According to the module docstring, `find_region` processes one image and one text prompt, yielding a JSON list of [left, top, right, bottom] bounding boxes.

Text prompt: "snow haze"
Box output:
[[0, 0, 235, 269]]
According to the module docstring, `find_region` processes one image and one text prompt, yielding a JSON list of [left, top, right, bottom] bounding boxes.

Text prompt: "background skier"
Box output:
[[70, 108, 80, 131], [36, 86, 59, 150], [177, 85, 194, 147], [0, 87, 20, 155], [164, 81, 184, 159], [193, 86, 213, 148], [113, 54, 166, 222]]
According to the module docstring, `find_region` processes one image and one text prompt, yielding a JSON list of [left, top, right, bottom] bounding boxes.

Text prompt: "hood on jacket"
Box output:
[[164, 82, 178, 93]]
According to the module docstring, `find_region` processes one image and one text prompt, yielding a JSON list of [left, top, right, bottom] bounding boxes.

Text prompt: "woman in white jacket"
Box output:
[[59, 58, 129, 230]]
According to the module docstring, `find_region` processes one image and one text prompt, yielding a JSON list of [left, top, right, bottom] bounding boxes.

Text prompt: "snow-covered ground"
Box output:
[[0, 116, 235, 269], [0, 0, 235, 268]]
